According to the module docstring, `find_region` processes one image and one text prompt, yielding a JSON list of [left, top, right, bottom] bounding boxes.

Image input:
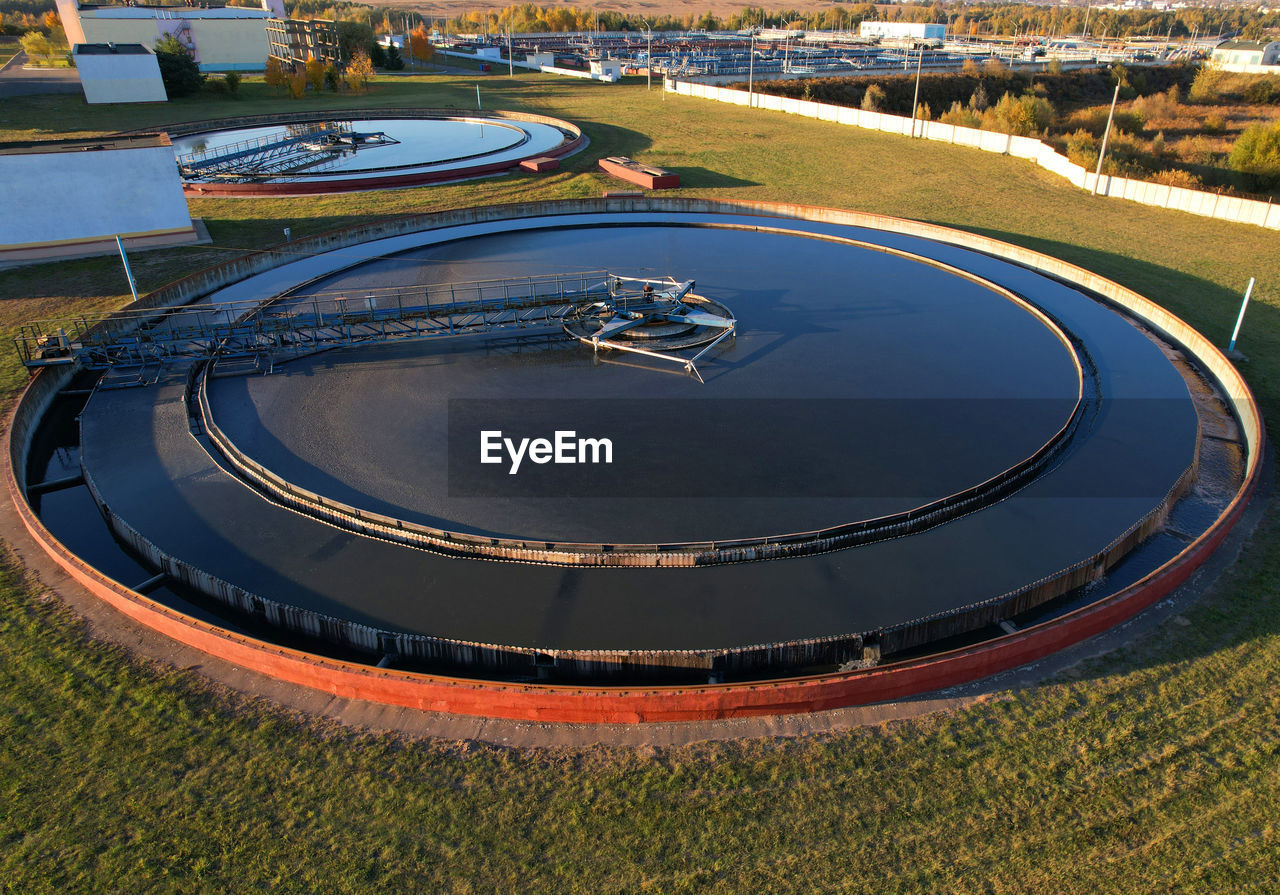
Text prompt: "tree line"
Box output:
[[284, 1, 1280, 40]]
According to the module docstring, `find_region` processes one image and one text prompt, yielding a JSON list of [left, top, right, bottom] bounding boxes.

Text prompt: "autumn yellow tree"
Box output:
[[264, 56, 287, 91], [20, 31, 54, 63], [304, 54, 325, 92], [287, 70, 307, 99], [408, 25, 434, 65], [345, 49, 374, 92]]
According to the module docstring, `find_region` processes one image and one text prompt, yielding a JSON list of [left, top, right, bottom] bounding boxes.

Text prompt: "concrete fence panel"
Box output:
[[1007, 135, 1044, 160]]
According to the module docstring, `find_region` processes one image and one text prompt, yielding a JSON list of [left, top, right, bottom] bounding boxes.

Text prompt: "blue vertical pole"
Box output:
[[116, 235, 140, 304], [1228, 277, 1255, 353]]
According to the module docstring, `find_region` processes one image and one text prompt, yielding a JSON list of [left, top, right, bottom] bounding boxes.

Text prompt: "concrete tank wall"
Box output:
[[3, 199, 1264, 721]]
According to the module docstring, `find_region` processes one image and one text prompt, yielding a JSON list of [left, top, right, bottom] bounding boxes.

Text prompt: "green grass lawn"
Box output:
[[2, 71, 1279, 893], [0, 35, 21, 65]]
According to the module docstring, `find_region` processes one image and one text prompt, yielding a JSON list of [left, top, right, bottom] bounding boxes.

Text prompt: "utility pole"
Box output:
[[1093, 78, 1121, 195], [507, 30, 513, 76], [910, 44, 924, 138], [747, 32, 755, 108], [643, 20, 652, 90]]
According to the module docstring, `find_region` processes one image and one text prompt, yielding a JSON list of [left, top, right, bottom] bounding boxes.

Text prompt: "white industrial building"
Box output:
[[72, 43, 167, 103], [54, 0, 284, 71], [858, 22, 947, 42], [1209, 39, 1280, 72]]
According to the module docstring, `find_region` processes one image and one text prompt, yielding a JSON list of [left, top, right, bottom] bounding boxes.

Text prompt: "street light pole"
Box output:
[[642, 21, 652, 90], [1093, 79, 1121, 195], [910, 44, 924, 137]]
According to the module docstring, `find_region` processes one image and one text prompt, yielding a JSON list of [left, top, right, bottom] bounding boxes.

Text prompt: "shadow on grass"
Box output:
[[569, 121, 652, 163], [669, 167, 760, 188], [935, 223, 1277, 361]]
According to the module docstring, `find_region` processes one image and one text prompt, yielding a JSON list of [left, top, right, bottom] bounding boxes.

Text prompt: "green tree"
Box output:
[[1188, 65, 1223, 104], [1228, 119, 1280, 191], [154, 35, 204, 96], [20, 30, 52, 62], [335, 19, 372, 62]]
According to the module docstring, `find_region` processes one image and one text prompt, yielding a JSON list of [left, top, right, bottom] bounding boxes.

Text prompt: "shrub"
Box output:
[[1064, 129, 1099, 169], [983, 91, 1054, 137], [860, 83, 885, 112], [1228, 119, 1280, 191], [286, 71, 307, 99], [1244, 77, 1280, 105], [939, 100, 981, 128], [1047, 58, 1063, 76], [983, 57, 1005, 75], [1176, 134, 1225, 165], [1189, 66, 1224, 104], [1203, 113, 1227, 135], [224, 71, 241, 95], [323, 63, 340, 91], [1149, 168, 1203, 189]]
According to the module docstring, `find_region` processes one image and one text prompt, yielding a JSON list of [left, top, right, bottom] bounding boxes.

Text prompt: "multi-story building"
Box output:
[[54, 0, 285, 71]]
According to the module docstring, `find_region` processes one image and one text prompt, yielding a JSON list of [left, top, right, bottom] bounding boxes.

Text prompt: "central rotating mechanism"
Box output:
[[562, 275, 737, 381]]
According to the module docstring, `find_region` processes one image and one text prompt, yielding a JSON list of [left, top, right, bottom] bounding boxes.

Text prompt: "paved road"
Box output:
[[0, 51, 81, 99]]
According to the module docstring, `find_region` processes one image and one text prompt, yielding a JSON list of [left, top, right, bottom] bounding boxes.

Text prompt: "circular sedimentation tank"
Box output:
[[9, 200, 1262, 722], [169, 111, 584, 195]]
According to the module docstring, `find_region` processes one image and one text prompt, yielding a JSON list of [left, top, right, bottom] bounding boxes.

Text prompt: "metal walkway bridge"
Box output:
[[14, 271, 696, 372], [176, 122, 400, 180]]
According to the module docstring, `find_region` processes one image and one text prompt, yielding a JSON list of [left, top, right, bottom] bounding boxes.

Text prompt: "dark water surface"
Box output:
[[67, 216, 1204, 652]]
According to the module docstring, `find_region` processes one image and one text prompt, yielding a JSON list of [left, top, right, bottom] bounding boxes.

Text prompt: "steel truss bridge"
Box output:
[[14, 271, 726, 377]]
